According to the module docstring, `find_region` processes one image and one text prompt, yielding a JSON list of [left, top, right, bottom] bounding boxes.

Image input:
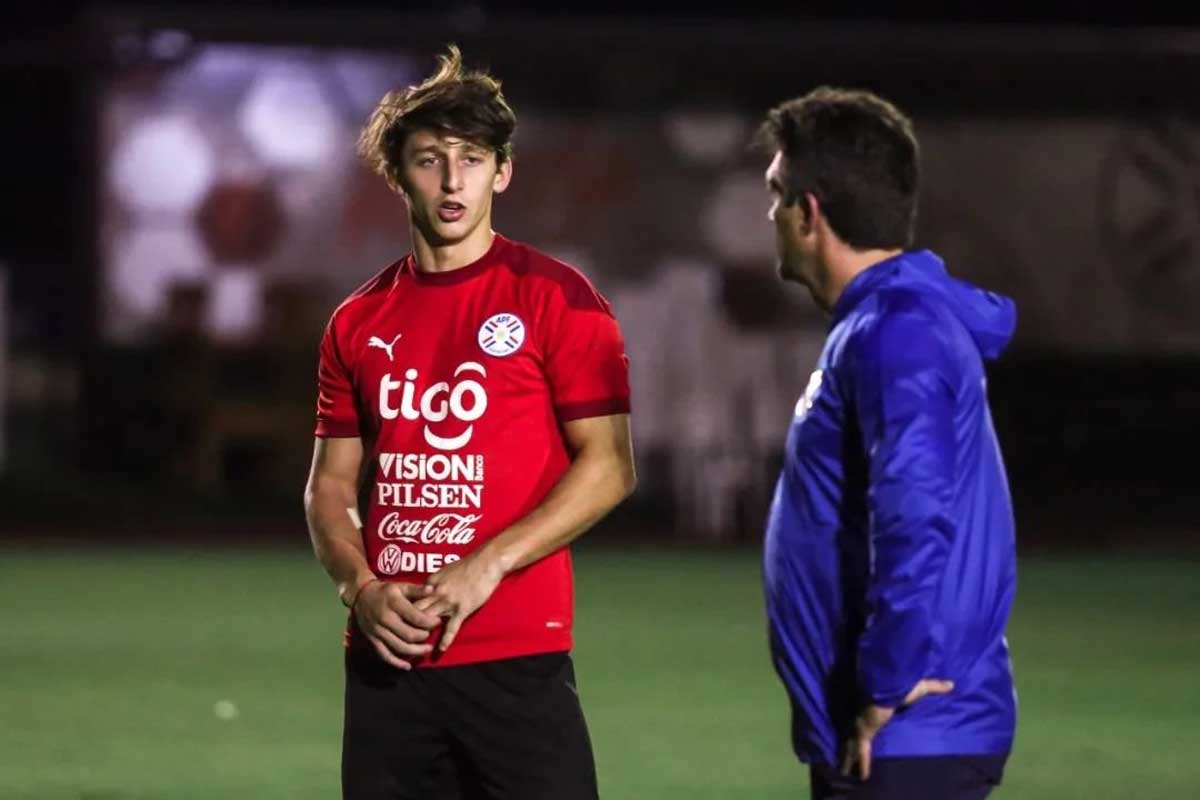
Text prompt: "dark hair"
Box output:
[[757, 87, 919, 249], [358, 45, 516, 190]]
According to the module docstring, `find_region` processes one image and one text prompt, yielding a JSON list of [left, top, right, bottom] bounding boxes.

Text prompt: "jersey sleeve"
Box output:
[[853, 305, 960, 707], [314, 316, 361, 438], [539, 281, 631, 423]]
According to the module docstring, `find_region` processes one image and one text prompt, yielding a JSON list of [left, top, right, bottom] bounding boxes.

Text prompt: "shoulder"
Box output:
[[501, 239, 616, 316], [327, 259, 404, 331], [850, 287, 958, 374]]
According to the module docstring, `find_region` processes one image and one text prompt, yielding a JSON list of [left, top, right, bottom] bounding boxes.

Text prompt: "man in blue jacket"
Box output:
[[758, 87, 1018, 799]]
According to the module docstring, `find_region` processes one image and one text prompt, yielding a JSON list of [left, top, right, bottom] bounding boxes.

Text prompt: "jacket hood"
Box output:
[[832, 250, 1017, 360]]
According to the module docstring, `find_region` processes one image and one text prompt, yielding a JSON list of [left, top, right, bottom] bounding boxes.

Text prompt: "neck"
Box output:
[[411, 223, 495, 273], [818, 245, 904, 311]]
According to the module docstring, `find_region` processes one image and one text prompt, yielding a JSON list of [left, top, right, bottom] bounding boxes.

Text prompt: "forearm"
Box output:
[[857, 505, 954, 705], [854, 328, 959, 706], [304, 484, 375, 607], [481, 447, 635, 576]]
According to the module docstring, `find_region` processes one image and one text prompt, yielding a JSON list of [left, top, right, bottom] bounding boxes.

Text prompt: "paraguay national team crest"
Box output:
[[478, 312, 526, 357]]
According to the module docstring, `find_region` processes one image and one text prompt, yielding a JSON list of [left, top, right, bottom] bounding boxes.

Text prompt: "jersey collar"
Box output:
[[397, 233, 508, 287]]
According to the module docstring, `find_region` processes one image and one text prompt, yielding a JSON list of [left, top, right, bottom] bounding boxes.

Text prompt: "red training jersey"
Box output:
[[315, 233, 630, 667]]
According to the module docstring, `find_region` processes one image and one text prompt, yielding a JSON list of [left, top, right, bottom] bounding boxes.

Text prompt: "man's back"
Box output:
[[764, 249, 1018, 765]]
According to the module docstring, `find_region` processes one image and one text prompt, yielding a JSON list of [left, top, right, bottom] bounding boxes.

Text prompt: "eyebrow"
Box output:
[[410, 142, 489, 156]]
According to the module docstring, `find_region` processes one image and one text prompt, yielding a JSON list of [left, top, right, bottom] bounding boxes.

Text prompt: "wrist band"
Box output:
[[347, 577, 380, 611]]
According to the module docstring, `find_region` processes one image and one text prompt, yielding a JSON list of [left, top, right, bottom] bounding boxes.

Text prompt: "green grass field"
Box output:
[[2, 544, 1197, 799]]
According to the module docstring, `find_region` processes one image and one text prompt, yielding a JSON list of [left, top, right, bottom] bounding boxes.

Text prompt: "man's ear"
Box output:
[[789, 191, 819, 233], [784, 189, 816, 218], [390, 171, 414, 205], [493, 157, 513, 194]]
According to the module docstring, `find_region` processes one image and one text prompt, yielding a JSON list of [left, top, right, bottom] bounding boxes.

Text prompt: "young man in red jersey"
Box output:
[[303, 46, 636, 800]]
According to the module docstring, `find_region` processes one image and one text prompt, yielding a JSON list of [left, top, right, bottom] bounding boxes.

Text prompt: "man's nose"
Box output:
[[443, 161, 464, 193]]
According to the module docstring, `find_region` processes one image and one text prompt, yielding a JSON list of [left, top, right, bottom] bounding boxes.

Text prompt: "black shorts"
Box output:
[[342, 647, 598, 800], [810, 755, 1007, 800]]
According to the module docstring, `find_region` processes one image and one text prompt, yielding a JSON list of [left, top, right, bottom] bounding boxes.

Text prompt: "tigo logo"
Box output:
[[378, 362, 488, 451]]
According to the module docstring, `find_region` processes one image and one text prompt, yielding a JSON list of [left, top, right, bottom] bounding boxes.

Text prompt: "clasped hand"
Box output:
[[353, 551, 504, 669]]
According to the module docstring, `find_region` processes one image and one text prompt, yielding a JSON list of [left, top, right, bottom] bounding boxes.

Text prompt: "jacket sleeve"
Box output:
[[853, 306, 959, 708]]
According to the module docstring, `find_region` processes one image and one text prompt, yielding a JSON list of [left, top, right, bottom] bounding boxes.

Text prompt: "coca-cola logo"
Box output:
[[377, 511, 481, 545], [378, 361, 487, 451]]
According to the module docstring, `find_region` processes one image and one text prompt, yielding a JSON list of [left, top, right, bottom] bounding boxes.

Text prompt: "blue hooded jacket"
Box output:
[[763, 249, 1018, 765]]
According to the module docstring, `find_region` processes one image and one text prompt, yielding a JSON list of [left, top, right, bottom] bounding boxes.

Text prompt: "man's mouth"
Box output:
[[437, 201, 466, 222]]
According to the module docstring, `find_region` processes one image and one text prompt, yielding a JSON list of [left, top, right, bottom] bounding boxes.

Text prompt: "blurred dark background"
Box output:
[[2, 1, 1198, 549]]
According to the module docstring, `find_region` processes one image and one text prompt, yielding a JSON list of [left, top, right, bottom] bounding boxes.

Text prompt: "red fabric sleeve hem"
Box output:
[[315, 419, 361, 438], [555, 397, 631, 422]]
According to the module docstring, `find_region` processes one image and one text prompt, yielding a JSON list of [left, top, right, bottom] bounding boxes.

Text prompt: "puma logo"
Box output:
[[368, 334, 402, 361]]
